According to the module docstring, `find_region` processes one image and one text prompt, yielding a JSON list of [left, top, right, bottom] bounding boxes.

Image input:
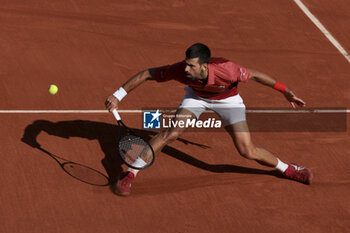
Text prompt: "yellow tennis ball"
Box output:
[[48, 84, 58, 95]]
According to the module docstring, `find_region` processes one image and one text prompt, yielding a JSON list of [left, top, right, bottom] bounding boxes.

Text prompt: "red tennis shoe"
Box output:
[[115, 171, 135, 196], [283, 163, 313, 184]]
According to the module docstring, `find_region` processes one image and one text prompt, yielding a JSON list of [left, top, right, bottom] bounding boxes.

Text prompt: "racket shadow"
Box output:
[[21, 120, 126, 185], [37, 147, 110, 186], [21, 119, 281, 187]]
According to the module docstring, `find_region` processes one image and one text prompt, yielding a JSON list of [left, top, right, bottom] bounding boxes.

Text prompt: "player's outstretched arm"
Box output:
[[105, 69, 155, 112], [247, 68, 306, 108]]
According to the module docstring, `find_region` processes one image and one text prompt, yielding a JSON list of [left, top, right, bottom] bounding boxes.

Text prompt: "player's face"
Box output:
[[184, 57, 208, 81]]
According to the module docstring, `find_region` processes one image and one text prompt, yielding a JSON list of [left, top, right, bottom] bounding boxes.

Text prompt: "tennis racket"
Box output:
[[112, 109, 155, 170]]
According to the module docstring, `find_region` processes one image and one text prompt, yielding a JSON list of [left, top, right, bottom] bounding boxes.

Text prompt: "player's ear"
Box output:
[[201, 63, 208, 70]]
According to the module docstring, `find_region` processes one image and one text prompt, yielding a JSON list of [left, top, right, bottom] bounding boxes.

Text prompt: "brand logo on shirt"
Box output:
[[239, 68, 247, 81]]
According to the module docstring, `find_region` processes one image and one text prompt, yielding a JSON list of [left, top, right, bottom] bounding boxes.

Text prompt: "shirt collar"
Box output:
[[207, 63, 215, 85]]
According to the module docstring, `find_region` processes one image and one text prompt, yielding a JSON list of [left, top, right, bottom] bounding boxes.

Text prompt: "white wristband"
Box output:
[[113, 87, 127, 101]]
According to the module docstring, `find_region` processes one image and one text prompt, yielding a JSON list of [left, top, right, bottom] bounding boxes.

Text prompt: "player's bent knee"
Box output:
[[161, 129, 182, 143], [167, 130, 182, 142]]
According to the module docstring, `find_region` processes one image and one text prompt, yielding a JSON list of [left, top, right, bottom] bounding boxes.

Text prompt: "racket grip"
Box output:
[[112, 109, 121, 121]]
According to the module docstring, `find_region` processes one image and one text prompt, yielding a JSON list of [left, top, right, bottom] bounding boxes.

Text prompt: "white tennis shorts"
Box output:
[[179, 87, 246, 126]]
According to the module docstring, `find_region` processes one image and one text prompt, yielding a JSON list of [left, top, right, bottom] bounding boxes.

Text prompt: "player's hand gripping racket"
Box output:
[[112, 109, 155, 170]]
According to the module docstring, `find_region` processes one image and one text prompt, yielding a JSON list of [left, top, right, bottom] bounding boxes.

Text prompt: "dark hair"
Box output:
[[185, 43, 211, 64]]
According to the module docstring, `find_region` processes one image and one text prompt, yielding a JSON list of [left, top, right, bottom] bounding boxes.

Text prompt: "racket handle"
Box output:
[[112, 109, 121, 121]]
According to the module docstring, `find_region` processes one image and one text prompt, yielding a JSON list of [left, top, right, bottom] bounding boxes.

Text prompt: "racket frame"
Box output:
[[113, 109, 155, 170]]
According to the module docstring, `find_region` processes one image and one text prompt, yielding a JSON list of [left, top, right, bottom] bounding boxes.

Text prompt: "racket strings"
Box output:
[[119, 135, 153, 165]]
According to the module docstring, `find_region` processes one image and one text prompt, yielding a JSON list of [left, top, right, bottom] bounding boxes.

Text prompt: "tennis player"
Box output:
[[105, 43, 313, 196]]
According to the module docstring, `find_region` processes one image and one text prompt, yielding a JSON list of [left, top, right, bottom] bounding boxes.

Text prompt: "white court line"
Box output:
[[293, 0, 350, 63], [0, 110, 136, 113], [0, 109, 348, 113], [246, 109, 349, 113]]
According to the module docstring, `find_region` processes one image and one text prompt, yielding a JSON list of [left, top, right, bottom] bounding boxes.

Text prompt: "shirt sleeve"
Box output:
[[213, 59, 250, 83], [152, 62, 186, 83], [227, 61, 250, 83]]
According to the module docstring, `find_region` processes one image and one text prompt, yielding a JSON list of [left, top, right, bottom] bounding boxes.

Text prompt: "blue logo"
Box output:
[[143, 110, 161, 129]]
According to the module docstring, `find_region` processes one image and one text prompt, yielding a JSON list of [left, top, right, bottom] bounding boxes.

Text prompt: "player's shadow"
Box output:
[[21, 120, 281, 186]]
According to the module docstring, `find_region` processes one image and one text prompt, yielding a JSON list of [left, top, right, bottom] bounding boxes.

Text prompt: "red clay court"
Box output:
[[1, 0, 349, 233]]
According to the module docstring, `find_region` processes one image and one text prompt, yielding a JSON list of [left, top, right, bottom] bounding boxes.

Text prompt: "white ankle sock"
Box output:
[[127, 168, 139, 176], [275, 158, 289, 173]]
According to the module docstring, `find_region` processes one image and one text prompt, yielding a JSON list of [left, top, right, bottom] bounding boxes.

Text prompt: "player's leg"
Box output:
[[211, 94, 312, 185], [225, 121, 313, 184], [210, 95, 278, 166], [224, 121, 279, 167], [124, 108, 197, 172], [148, 108, 197, 155]]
